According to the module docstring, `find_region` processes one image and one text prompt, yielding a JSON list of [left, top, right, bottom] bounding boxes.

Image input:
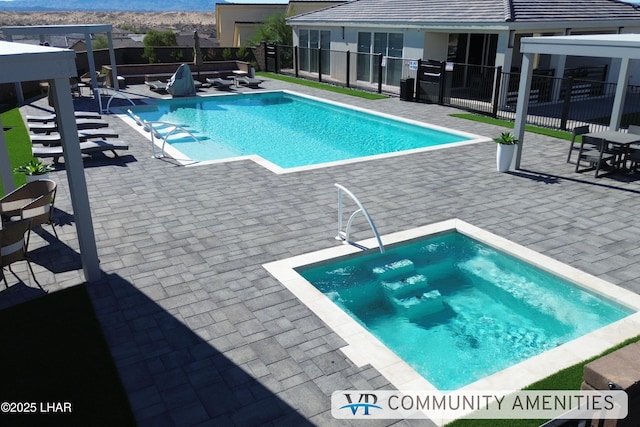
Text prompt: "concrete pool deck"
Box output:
[[6, 77, 640, 426]]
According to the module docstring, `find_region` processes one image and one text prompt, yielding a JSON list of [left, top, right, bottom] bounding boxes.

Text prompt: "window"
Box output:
[[299, 29, 331, 74], [357, 32, 404, 86]]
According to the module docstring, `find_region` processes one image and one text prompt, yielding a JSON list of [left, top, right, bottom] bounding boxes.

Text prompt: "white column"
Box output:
[[610, 56, 631, 130], [514, 52, 534, 169], [84, 33, 100, 109], [50, 77, 101, 282], [0, 117, 15, 194], [106, 31, 120, 91]]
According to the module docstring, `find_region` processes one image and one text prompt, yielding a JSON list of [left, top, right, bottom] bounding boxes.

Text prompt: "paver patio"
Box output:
[[5, 77, 640, 426]]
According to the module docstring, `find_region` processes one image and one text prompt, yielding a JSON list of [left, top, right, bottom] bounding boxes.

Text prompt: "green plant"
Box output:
[[13, 158, 54, 176], [494, 132, 519, 145]]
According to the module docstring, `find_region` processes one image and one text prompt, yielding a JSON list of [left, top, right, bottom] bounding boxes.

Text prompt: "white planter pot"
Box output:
[[496, 144, 515, 172], [26, 173, 50, 183]]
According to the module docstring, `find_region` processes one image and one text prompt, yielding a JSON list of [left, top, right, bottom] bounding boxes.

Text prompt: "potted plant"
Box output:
[[13, 158, 55, 182], [495, 132, 519, 172]]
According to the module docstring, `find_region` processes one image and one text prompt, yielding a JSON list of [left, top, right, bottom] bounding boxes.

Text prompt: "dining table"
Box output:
[[584, 130, 640, 171]]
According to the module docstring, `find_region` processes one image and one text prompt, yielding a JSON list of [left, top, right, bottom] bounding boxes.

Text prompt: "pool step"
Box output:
[[391, 290, 445, 319], [381, 274, 428, 298], [372, 259, 415, 281]]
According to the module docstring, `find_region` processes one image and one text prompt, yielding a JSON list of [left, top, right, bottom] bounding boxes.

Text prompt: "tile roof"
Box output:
[[288, 0, 640, 25]]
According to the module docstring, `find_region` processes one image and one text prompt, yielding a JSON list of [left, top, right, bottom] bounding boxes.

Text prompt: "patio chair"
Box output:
[[566, 125, 590, 163], [625, 125, 640, 170], [574, 135, 616, 178], [0, 218, 42, 290], [0, 179, 57, 238]]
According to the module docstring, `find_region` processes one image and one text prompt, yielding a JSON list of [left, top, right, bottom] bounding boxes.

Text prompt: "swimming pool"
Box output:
[[123, 91, 487, 173], [264, 219, 640, 393]]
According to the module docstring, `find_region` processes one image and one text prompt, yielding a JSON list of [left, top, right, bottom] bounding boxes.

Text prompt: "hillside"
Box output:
[[0, 11, 217, 34]]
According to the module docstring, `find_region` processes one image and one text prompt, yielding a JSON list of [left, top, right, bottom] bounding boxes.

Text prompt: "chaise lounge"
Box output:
[[206, 77, 234, 90], [28, 118, 109, 133], [237, 76, 264, 88], [32, 139, 129, 164], [145, 80, 168, 93], [26, 111, 102, 122]]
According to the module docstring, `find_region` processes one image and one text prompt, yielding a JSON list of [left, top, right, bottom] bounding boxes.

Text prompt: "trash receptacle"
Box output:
[[400, 78, 414, 101]]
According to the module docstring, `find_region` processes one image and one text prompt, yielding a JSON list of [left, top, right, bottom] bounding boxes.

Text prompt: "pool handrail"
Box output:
[[99, 88, 136, 114], [127, 110, 203, 158], [335, 183, 385, 253]]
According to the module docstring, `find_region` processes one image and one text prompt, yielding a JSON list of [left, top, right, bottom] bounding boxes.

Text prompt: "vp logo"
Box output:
[[339, 393, 382, 416]]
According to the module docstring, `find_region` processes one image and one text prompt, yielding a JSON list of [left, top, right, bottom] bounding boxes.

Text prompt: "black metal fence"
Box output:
[[265, 44, 640, 133], [264, 44, 418, 94]]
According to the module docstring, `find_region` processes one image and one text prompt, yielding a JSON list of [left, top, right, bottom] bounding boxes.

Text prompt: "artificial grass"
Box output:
[[257, 71, 389, 100], [1, 107, 33, 193], [450, 113, 574, 141], [445, 334, 640, 427], [0, 285, 135, 426]]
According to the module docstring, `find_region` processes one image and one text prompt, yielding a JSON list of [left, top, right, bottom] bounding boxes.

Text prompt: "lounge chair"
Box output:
[[145, 80, 168, 93], [206, 77, 234, 90], [32, 140, 129, 164], [26, 111, 101, 122], [30, 129, 120, 145], [28, 118, 109, 133], [237, 76, 264, 88]]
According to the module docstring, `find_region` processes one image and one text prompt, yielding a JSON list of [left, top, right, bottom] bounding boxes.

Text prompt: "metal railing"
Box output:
[[127, 109, 204, 158], [335, 183, 385, 253], [264, 44, 640, 133]]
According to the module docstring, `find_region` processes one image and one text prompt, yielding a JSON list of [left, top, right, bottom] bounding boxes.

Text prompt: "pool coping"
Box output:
[[115, 90, 491, 174], [263, 218, 640, 423]]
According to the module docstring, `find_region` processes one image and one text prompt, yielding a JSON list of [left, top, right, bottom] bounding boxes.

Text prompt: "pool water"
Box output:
[[127, 91, 479, 169], [298, 231, 633, 390]]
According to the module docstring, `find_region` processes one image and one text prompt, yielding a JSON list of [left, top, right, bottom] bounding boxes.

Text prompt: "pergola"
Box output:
[[1, 24, 120, 108], [0, 41, 100, 282], [514, 33, 640, 168]]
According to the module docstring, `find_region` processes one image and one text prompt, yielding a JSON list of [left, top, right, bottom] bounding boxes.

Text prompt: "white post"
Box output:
[[514, 52, 534, 169], [50, 77, 101, 282], [0, 116, 15, 194], [610, 56, 631, 131]]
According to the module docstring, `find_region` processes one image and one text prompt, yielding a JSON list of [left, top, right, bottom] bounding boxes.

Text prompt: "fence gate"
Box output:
[[416, 60, 446, 104], [265, 44, 278, 73]]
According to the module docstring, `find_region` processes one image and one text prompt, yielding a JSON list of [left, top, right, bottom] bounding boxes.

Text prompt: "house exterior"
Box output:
[[286, 0, 640, 88], [215, 0, 344, 47], [216, 4, 289, 47]]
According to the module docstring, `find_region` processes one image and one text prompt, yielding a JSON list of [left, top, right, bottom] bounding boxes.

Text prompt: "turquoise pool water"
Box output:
[[298, 232, 634, 390], [128, 91, 474, 168]]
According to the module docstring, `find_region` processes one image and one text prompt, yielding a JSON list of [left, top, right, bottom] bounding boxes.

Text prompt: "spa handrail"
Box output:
[[335, 183, 385, 253]]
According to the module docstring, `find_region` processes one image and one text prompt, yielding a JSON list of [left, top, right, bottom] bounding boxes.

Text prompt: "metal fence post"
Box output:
[[377, 54, 383, 93], [492, 66, 502, 118], [274, 44, 280, 73], [294, 46, 299, 78], [346, 51, 350, 88], [416, 59, 422, 102], [560, 77, 573, 130], [438, 61, 446, 105], [318, 48, 323, 83]]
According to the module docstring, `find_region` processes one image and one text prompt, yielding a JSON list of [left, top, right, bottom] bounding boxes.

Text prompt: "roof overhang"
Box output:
[[520, 33, 640, 59], [0, 40, 77, 83]]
